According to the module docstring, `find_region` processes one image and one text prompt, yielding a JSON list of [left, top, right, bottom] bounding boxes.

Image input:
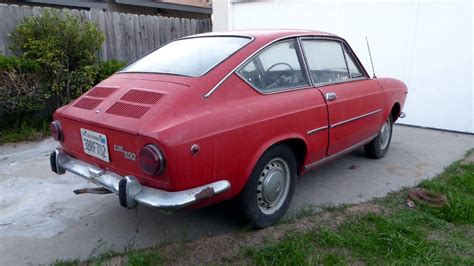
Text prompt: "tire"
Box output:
[[364, 116, 393, 159], [238, 144, 297, 229]]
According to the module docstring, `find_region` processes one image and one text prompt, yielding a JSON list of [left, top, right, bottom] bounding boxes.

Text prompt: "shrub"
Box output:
[[96, 60, 126, 83], [9, 8, 105, 106], [0, 69, 43, 113], [0, 55, 40, 72], [0, 55, 44, 129], [0, 8, 106, 135]]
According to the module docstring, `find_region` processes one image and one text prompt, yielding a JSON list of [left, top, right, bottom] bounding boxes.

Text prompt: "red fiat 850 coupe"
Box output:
[[50, 30, 407, 228]]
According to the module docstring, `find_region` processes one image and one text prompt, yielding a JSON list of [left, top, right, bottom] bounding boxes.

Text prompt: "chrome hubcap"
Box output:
[[379, 119, 391, 150], [257, 158, 290, 214]]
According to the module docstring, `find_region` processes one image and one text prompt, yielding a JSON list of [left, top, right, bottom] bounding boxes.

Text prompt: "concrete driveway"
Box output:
[[0, 125, 472, 265]]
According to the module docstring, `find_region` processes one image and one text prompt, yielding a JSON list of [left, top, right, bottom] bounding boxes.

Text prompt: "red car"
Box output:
[[50, 30, 407, 228]]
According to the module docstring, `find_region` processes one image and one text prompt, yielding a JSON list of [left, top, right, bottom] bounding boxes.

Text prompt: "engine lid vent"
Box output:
[[73, 98, 102, 110], [120, 90, 165, 105], [105, 89, 165, 119], [106, 102, 150, 119], [87, 87, 117, 98]]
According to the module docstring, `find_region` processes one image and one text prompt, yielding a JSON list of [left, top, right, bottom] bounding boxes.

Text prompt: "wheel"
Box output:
[[238, 144, 297, 228], [364, 116, 393, 159]]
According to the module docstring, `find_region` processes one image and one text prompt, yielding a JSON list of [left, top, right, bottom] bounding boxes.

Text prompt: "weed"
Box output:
[[51, 259, 79, 266], [127, 250, 164, 266]]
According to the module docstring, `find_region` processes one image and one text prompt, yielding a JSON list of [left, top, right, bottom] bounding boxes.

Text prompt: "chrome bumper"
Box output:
[[50, 148, 231, 210]]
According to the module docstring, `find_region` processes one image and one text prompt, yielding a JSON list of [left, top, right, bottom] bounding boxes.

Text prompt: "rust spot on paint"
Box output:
[[195, 187, 215, 201]]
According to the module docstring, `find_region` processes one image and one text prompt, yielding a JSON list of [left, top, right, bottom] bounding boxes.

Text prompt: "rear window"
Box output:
[[121, 36, 251, 77]]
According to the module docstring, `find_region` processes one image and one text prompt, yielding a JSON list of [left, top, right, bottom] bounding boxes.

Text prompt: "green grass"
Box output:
[[51, 260, 80, 266], [419, 163, 474, 224], [0, 121, 49, 144], [127, 250, 164, 266], [246, 153, 474, 265], [52, 249, 164, 266]]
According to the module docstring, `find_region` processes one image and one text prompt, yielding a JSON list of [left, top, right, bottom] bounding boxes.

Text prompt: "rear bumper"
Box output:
[[50, 148, 231, 210]]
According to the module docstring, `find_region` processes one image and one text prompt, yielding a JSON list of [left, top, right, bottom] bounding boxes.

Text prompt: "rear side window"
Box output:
[[238, 39, 309, 92], [122, 36, 251, 77], [301, 40, 350, 84]]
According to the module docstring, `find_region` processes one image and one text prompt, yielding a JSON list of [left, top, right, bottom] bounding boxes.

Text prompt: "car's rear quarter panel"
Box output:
[[152, 74, 328, 203]]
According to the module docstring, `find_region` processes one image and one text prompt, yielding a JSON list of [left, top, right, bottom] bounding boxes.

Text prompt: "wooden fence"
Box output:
[[0, 4, 211, 62]]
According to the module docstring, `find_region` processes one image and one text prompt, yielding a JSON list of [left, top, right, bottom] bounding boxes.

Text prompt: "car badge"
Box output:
[[114, 145, 137, 161]]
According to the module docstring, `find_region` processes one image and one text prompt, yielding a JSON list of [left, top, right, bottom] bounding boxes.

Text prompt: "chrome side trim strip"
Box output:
[[306, 126, 328, 135], [314, 76, 368, 88], [331, 109, 382, 128], [204, 70, 235, 98], [304, 133, 378, 170]]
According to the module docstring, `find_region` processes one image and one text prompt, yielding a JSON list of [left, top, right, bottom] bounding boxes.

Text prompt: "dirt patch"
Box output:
[[461, 152, 474, 165], [427, 224, 474, 258], [343, 203, 383, 216], [103, 202, 383, 265]]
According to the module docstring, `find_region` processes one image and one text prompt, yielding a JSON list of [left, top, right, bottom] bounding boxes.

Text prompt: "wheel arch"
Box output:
[[281, 138, 307, 176], [390, 102, 401, 122], [240, 135, 308, 194]]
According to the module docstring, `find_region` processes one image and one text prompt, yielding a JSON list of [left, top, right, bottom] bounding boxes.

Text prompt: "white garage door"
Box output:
[[214, 0, 473, 133]]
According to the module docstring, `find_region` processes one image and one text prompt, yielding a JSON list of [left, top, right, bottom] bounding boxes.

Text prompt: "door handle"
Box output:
[[325, 92, 337, 101]]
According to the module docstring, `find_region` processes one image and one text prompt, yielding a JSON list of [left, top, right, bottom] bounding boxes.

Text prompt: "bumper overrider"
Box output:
[[50, 148, 231, 210]]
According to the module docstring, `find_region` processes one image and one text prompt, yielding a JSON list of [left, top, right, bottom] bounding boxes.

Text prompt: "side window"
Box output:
[[301, 40, 349, 84], [238, 39, 309, 92], [343, 45, 364, 78]]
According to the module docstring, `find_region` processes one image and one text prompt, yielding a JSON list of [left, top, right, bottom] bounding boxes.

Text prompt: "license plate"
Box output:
[[80, 128, 110, 162]]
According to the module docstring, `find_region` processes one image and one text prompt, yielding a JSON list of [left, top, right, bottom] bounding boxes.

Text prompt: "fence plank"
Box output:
[[111, 11, 122, 61], [121, 12, 132, 62], [131, 14, 140, 61], [104, 11, 115, 60], [138, 15, 148, 55], [158, 17, 167, 45], [145, 15, 155, 51], [0, 4, 211, 62], [0, 6, 8, 55]]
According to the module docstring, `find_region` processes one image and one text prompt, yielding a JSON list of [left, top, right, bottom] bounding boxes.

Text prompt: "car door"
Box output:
[[236, 38, 329, 164], [300, 38, 384, 155]]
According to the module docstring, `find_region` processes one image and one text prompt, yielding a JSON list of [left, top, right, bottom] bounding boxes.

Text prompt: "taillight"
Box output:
[[50, 120, 63, 141], [139, 144, 165, 175]]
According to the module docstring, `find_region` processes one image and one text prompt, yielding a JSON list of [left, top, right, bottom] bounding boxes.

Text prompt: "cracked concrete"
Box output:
[[0, 125, 472, 265]]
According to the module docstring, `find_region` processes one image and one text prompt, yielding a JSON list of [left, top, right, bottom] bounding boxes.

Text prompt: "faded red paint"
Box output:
[[53, 30, 407, 209]]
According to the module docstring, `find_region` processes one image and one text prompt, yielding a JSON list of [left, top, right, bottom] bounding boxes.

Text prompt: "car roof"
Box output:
[[193, 29, 340, 40]]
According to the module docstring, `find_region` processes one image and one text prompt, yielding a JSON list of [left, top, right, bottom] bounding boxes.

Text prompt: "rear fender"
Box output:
[[238, 133, 308, 194]]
